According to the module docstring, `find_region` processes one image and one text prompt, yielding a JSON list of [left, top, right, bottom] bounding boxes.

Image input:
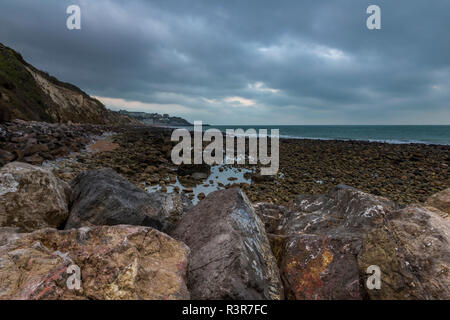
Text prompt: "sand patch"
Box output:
[[87, 139, 119, 153]]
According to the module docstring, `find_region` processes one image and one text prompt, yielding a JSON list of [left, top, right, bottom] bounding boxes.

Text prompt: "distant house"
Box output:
[[117, 110, 192, 126]]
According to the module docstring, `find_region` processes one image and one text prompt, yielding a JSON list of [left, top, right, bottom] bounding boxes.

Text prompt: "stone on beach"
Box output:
[[257, 184, 450, 300], [0, 162, 70, 232], [65, 168, 191, 232], [277, 184, 398, 299], [146, 191, 193, 232], [425, 188, 450, 217], [171, 188, 283, 300], [0, 225, 190, 300], [359, 205, 450, 300], [0, 149, 15, 167]]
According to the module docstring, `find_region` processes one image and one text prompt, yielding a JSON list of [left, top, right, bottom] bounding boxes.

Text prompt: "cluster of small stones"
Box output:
[[0, 120, 106, 167], [3, 123, 447, 206]]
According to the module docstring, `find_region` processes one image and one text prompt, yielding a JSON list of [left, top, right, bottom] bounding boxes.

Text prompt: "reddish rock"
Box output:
[[0, 225, 190, 300], [264, 185, 450, 300], [278, 185, 398, 299]]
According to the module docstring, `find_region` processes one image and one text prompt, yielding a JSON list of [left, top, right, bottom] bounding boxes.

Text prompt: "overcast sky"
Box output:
[[1, 0, 449, 124]]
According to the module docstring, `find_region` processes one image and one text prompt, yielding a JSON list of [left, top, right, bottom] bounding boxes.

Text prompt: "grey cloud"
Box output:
[[0, 0, 449, 124]]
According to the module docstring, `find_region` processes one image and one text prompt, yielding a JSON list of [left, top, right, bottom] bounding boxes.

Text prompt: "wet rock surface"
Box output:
[[0, 225, 190, 300], [0, 162, 70, 232], [66, 168, 191, 232], [171, 188, 283, 300]]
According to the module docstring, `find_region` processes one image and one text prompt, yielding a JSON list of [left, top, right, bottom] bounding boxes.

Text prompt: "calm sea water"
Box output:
[[173, 125, 450, 145]]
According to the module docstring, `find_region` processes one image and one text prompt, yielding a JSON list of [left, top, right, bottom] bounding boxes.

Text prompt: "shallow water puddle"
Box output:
[[146, 164, 253, 205]]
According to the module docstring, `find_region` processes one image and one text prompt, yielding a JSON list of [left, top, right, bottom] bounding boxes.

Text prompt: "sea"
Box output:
[[170, 125, 450, 146]]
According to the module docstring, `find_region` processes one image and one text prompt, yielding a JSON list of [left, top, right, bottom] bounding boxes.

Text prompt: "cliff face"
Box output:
[[0, 43, 135, 125]]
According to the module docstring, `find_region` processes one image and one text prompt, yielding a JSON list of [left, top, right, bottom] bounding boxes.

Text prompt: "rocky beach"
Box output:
[[0, 120, 449, 300], [0, 42, 449, 300], [3, 121, 445, 206]]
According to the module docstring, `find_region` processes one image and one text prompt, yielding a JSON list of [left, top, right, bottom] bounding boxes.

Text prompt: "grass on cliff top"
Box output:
[[0, 44, 54, 121], [0, 42, 124, 124]]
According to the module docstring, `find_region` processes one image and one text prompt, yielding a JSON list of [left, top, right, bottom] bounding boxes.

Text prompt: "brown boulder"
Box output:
[[23, 153, 44, 165], [425, 188, 450, 217], [0, 225, 190, 300], [278, 184, 398, 299], [22, 143, 49, 157], [268, 184, 450, 300], [0, 149, 15, 167], [0, 162, 70, 232], [359, 205, 450, 299], [171, 188, 283, 300]]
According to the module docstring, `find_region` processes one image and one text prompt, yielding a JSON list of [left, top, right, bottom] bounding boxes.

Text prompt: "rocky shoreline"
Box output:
[[0, 120, 449, 300], [3, 121, 446, 206]]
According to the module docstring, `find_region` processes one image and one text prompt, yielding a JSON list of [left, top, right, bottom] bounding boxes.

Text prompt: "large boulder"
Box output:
[[425, 188, 450, 217], [65, 168, 191, 231], [277, 185, 398, 300], [359, 205, 450, 300], [171, 188, 283, 300], [266, 184, 450, 300], [0, 162, 70, 232], [0, 225, 190, 300]]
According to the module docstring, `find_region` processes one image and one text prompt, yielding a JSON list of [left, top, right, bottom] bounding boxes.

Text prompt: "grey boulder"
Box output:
[[65, 168, 191, 231], [171, 187, 283, 300]]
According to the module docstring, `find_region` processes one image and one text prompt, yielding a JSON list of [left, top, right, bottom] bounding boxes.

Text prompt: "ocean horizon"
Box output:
[[169, 124, 450, 145]]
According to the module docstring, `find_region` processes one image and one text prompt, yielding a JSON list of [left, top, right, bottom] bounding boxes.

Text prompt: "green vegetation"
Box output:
[[0, 44, 54, 122], [0, 42, 131, 124]]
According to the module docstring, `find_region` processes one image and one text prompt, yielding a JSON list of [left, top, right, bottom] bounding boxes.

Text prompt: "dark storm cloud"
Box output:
[[1, 0, 449, 124]]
